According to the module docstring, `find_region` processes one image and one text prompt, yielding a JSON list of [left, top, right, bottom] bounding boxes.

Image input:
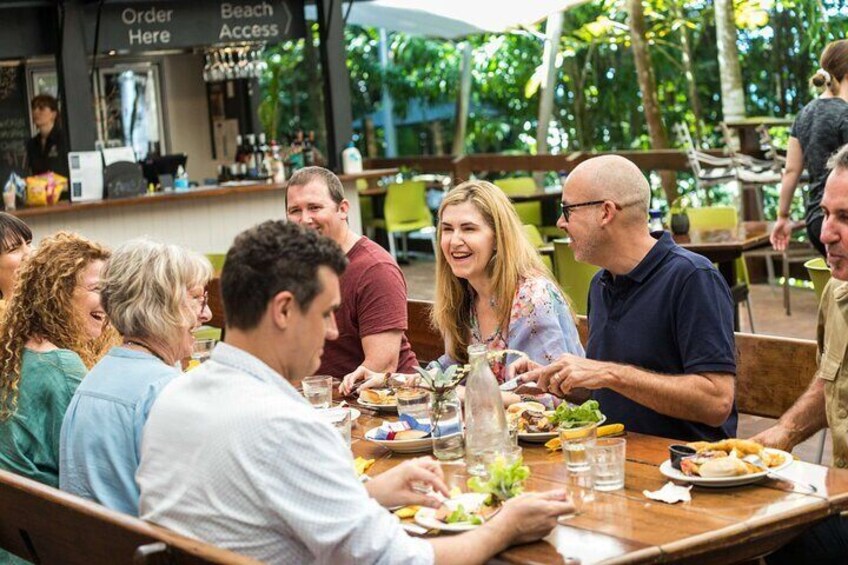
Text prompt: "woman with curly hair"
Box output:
[[0, 231, 112, 487], [342, 180, 584, 407]]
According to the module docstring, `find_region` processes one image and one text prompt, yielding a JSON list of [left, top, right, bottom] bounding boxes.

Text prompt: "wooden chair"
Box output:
[[206, 278, 226, 340], [407, 299, 443, 364], [0, 469, 258, 564]]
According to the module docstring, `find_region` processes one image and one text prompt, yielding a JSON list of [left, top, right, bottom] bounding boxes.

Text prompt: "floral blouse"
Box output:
[[433, 276, 585, 404]]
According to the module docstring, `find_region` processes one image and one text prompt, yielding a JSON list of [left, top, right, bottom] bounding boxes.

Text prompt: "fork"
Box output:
[[742, 454, 818, 493]]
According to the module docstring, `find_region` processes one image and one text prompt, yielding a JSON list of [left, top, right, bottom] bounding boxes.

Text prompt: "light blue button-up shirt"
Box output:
[[137, 342, 434, 564], [60, 347, 179, 515]]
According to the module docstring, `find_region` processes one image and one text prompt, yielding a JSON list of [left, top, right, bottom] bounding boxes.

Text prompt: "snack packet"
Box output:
[[26, 172, 67, 206]]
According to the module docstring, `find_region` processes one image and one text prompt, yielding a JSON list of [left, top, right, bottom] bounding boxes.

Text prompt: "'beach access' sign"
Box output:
[[86, 1, 305, 52]]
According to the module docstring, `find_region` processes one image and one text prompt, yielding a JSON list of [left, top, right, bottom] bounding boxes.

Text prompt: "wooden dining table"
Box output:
[[348, 409, 848, 564]]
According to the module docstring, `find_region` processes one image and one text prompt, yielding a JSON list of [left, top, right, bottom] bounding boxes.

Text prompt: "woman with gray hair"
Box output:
[[59, 239, 212, 515]]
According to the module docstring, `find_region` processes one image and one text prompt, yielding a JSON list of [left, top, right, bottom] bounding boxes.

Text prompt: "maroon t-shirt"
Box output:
[[318, 237, 419, 377]]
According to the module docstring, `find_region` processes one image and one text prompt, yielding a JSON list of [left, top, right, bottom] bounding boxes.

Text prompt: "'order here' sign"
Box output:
[[86, 1, 305, 51]]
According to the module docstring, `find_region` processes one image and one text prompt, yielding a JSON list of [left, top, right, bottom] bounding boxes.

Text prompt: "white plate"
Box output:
[[414, 493, 489, 532], [357, 399, 398, 413], [317, 406, 361, 422], [659, 448, 793, 488], [364, 426, 432, 453], [517, 415, 607, 443]]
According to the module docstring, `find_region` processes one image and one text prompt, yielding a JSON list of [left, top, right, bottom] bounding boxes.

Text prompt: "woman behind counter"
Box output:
[[26, 94, 69, 180]]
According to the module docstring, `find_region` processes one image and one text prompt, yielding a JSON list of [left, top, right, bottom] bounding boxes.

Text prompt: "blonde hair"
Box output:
[[432, 180, 564, 364], [0, 232, 112, 419], [101, 239, 212, 345]]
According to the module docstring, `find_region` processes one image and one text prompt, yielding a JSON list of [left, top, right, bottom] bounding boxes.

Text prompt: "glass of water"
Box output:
[[191, 339, 216, 364], [560, 423, 598, 472], [397, 387, 430, 423], [302, 376, 333, 409], [591, 438, 626, 491], [558, 466, 595, 522], [319, 407, 351, 447]]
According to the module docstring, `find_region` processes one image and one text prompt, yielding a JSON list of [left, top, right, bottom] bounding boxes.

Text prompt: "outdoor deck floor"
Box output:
[[400, 258, 831, 465]]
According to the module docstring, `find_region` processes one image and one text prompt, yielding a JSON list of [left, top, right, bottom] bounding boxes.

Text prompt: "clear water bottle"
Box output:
[[648, 209, 664, 233], [464, 344, 510, 476]]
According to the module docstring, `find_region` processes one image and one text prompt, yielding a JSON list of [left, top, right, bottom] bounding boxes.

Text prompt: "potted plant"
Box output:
[[669, 196, 691, 235]]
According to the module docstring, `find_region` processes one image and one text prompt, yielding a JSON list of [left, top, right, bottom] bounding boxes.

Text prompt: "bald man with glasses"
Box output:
[[513, 155, 737, 442]]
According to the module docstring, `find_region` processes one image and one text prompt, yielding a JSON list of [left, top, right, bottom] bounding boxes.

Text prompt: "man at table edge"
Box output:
[[137, 220, 573, 564], [284, 166, 420, 382], [752, 145, 848, 564], [514, 155, 738, 442]]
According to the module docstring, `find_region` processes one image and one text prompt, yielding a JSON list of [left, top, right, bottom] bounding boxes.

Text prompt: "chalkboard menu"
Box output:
[[0, 66, 30, 186], [85, 1, 305, 52]]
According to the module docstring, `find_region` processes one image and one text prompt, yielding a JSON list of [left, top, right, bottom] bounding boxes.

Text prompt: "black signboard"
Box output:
[[0, 66, 30, 186], [85, 1, 306, 52], [0, 7, 57, 59]]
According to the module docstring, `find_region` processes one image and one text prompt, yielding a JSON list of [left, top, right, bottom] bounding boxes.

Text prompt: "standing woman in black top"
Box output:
[[771, 40, 848, 256], [25, 94, 69, 180]]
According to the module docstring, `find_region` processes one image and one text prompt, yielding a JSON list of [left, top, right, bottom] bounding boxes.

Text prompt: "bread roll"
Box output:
[[698, 457, 749, 478], [394, 429, 428, 440]]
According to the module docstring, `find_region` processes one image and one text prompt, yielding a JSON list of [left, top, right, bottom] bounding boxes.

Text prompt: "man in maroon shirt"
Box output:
[[285, 167, 419, 380]]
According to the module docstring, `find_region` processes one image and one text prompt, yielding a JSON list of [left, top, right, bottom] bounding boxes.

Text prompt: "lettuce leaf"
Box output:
[[547, 399, 604, 429], [467, 456, 531, 506]]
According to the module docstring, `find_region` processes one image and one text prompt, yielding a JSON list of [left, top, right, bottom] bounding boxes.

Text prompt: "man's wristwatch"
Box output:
[[778, 212, 791, 219]]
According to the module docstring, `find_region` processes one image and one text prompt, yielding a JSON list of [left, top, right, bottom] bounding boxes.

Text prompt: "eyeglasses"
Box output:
[[560, 200, 627, 222], [194, 290, 209, 315]]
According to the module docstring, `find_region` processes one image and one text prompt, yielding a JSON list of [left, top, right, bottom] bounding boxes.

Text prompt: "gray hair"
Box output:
[[101, 239, 213, 343], [827, 144, 848, 173]]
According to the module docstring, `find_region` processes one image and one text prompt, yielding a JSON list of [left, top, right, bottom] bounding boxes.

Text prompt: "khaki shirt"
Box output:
[[816, 279, 848, 468]]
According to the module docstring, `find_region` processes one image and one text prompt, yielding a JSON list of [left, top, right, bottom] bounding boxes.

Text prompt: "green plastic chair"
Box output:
[[552, 239, 600, 316], [205, 253, 226, 273], [357, 179, 376, 239], [686, 206, 756, 332], [370, 180, 436, 261], [522, 224, 553, 273], [193, 326, 222, 342], [496, 177, 561, 239], [805, 257, 831, 303]]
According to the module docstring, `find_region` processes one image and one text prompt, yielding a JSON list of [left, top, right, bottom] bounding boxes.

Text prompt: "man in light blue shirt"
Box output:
[[60, 240, 213, 515], [138, 221, 572, 564]]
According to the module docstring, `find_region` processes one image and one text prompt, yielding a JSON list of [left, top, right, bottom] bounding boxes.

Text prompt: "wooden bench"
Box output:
[[406, 300, 818, 421], [0, 469, 258, 565]]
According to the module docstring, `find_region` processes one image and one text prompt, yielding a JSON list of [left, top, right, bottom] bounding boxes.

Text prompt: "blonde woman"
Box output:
[[60, 239, 212, 515], [0, 232, 112, 487], [342, 180, 583, 406]]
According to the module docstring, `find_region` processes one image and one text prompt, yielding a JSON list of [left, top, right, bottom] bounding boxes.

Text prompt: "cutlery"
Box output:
[[743, 454, 818, 493]]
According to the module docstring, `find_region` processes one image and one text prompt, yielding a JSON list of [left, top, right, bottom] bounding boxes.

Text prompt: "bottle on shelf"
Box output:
[[463, 344, 510, 476], [245, 134, 258, 178], [174, 165, 190, 191], [269, 139, 286, 184], [648, 209, 665, 233], [289, 130, 305, 172], [257, 133, 270, 179], [341, 141, 363, 174]]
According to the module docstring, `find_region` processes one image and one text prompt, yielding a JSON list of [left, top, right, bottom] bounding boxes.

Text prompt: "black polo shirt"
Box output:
[[26, 126, 69, 179], [587, 231, 737, 442]]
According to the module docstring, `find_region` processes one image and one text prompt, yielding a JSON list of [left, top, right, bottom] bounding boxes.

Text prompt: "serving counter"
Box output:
[[10, 169, 396, 252]]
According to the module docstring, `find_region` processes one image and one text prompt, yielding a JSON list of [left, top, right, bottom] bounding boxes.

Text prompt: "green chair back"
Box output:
[[552, 239, 600, 316], [805, 257, 831, 302], [495, 177, 542, 227], [522, 224, 553, 273], [384, 180, 433, 233], [686, 206, 750, 286], [205, 253, 226, 273]]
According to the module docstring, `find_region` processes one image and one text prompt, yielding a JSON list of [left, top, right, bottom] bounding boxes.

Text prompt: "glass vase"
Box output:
[[430, 389, 464, 461]]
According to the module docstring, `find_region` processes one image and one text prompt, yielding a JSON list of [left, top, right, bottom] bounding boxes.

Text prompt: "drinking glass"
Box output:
[[319, 407, 351, 447], [397, 387, 430, 423], [560, 422, 598, 472], [191, 339, 216, 364], [302, 376, 333, 409], [591, 438, 626, 491], [558, 466, 595, 522]]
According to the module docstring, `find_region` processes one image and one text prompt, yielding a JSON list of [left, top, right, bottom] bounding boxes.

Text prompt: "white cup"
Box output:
[[3, 191, 16, 211]]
